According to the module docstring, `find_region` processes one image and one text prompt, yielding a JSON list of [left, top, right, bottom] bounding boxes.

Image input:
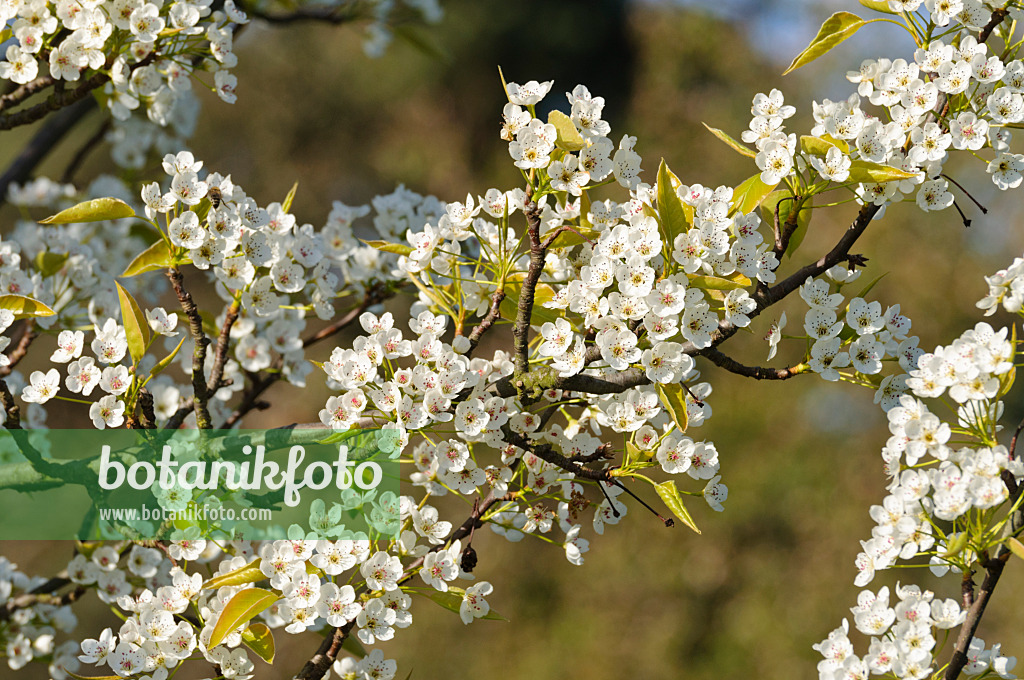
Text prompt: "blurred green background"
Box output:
[[6, 0, 1024, 678]]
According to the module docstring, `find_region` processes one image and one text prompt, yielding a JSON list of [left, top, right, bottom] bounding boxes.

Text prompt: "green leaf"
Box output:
[[657, 159, 692, 245], [1008, 538, 1024, 562], [0, 28, 11, 44], [151, 335, 187, 377], [242, 622, 276, 664], [342, 633, 369, 659], [281, 182, 299, 214], [361, 239, 415, 257], [416, 587, 507, 621], [701, 123, 755, 158], [654, 480, 700, 534], [847, 160, 918, 183], [783, 12, 866, 75], [64, 671, 122, 680], [655, 383, 689, 434], [500, 277, 560, 326], [193, 197, 213, 224], [548, 226, 600, 248], [122, 241, 174, 277], [761, 192, 813, 259], [548, 110, 585, 152], [858, 0, 897, 14], [38, 197, 135, 225], [855, 273, 888, 299], [0, 295, 55, 319], [33, 251, 69, 278], [730, 174, 777, 216], [688, 272, 751, 292], [209, 588, 279, 649], [202, 558, 265, 590], [799, 135, 849, 156], [941, 532, 969, 558], [115, 281, 150, 365]]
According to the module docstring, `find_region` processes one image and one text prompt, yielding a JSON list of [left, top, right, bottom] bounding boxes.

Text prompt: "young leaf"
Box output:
[[33, 251, 69, 278], [799, 135, 848, 156], [0, 295, 55, 319], [688, 273, 751, 292], [1008, 537, 1024, 562], [281, 182, 299, 213], [654, 480, 700, 534], [64, 671, 122, 680], [548, 110, 586, 152], [342, 633, 369, 659], [847, 160, 918, 183], [115, 281, 151, 364], [701, 123, 755, 158], [657, 159, 692, 244], [855, 273, 888, 299], [242, 622, 276, 664], [38, 198, 135, 224], [859, 0, 896, 13], [730, 174, 777, 216], [208, 588, 279, 649], [416, 587, 507, 621], [202, 558, 265, 590], [122, 241, 174, 277], [656, 383, 689, 434], [547, 226, 600, 248], [761, 192, 813, 259], [361, 239, 415, 257], [784, 12, 866, 75], [151, 335, 187, 377]]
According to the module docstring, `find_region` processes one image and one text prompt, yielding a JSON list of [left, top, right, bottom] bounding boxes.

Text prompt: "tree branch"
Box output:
[[512, 198, 545, 380], [293, 622, 356, 680], [698, 347, 809, 380], [167, 267, 213, 429]]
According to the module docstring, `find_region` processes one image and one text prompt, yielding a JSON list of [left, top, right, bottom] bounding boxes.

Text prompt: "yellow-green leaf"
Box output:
[[1008, 537, 1024, 562], [281, 182, 299, 213], [859, 0, 897, 14], [342, 633, 369, 659], [657, 159, 692, 244], [799, 135, 849, 156], [361, 239, 414, 257], [151, 335, 187, 377], [548, 110, 585, 152], [115, 281, 150, 364], [701, 123, 755, 158], [122, 241, 174, 277], [784, 12, 866, 75], [0, 295, 55, 319], [0, 28, 11, 44], [847, 160, 918, 183], [64, 671, 122, 680], [654, 480, 700, 534], [500, 277, 559, 326], [39, 198, 135, 225], [242, 622, 275, 664], [656, 383, 689, 434], [688, 273, 751, 292], [202, 558, 265, 590], [33, 251, 69, 278], [730, 174, 777, 216], [415, 587, 507, 621], [941, 532, 969, 558], [209, 588, 279, 649], [548, 226, 600, 248], [760, 192, 813, 259]]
